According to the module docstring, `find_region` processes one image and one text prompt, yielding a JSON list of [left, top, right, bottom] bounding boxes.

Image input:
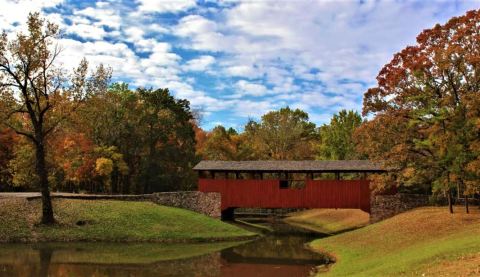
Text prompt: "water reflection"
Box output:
[[0, 221, 329, 277]]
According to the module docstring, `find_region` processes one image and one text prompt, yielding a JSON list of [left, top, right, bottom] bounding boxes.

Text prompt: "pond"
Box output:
[[0, 217, 330, 277]]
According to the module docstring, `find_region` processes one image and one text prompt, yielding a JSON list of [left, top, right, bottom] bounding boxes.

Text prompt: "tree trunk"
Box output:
[[35, 136, 55, 224], [465, 194, 469, 214], [38, 247, 53, 277], [447, 189, 454, 214]]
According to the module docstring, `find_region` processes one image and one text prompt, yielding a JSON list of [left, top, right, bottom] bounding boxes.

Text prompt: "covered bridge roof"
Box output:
[[193, 160, 386, 173]]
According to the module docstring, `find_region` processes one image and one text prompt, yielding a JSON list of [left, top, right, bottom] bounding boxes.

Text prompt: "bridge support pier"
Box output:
[[221, 207, 235, 221]]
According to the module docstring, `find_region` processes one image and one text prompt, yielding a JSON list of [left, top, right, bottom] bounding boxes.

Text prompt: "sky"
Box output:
[[1, 0, 479, 130]]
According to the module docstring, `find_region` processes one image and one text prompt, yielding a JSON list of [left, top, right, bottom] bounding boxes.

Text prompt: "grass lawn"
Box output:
[[284, 209, 370, 234], [310, 206, 480, 276], [0, 198, 255, 242]]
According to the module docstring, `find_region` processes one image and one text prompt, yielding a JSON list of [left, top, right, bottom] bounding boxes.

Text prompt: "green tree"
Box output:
[[244, 107, 317, 160], [137, 88, 197, 192], [317, 110, 363, 160]]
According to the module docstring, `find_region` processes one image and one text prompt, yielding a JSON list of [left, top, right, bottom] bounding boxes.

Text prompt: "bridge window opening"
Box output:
[[238, 173, 250, 179], [227, 172, 237, 179], [251, 172, 262, 180], [311, 173, 322, 180], [313, 173, 337, 180], [263, 172, 280, 179], [340, 172, 365, 180], [214, 172, 226, 179], [198, 170, 213, 179], [278, 173, 306, 189]]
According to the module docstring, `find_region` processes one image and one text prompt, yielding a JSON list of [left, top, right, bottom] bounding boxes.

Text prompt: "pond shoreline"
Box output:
[[1, 215, 333, 277], [1, 234, 259, 244]]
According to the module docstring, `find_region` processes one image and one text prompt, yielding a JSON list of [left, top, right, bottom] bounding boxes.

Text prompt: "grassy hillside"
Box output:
[[0, 198, 255, 242], [310, 206, 480, 276], [284, 209, 369, 234]]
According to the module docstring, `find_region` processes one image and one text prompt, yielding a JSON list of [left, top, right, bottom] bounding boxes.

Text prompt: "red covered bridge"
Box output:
[[194, 160, 386, 220]]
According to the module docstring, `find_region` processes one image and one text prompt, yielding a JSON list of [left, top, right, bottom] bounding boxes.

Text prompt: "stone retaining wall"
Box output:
[[151, 191, 221, 218], [26, 191, 221, 219], [370, 193, 430, 223]]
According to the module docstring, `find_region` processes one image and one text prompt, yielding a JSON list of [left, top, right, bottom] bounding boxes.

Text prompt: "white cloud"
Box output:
[[235, 80, 268, 97], [146, 23, 169, 34], [231, 99, 276, 118], [74, 5, 121, 29], [175, 15, 216, 36], [134, 38, 159, 52], [0, 0, 64, 32], [144, 42, 181, 66], [173, 15, 230, 51], [124, 26, 145, 42], [137, 0, 197, 13], [224, 65, 261, 78], [67, 23, 107, 40], [183, 55, 215, 71]]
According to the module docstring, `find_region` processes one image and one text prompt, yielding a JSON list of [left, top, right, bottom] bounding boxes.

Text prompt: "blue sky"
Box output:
[[1, 0, 479, 130]]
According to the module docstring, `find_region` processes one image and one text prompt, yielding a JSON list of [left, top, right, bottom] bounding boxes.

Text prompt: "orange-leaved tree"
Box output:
[[360, 10, 480, 213]]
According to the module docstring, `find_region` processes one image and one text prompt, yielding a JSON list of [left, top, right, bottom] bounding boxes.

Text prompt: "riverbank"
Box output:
[[0, 198, 255, 243], [284, 208, 370, 234], [310, 206, 480, 276]]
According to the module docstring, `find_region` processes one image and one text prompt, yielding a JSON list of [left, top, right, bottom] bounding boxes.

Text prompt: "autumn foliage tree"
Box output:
[[71, 84, 198, 193], [0, 13, 109, 224], [360, 10, 480, 213], [0, 127, 17, 189]]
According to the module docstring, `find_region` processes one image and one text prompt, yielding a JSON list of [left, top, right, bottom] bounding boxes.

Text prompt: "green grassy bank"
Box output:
[[285, 208, 370, 234], [0, 198, 255, 242], [309, 206, 480, 276]]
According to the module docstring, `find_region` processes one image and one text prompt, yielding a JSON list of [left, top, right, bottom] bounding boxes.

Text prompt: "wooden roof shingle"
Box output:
[[193, 160, 385, 173]]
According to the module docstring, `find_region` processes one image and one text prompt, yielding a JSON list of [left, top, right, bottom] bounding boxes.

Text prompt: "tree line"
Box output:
[[196, 108, 361, 161]]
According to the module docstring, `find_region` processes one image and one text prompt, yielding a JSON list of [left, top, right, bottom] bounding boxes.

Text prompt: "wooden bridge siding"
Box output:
[[305, 180, 370, 211], [198, 179, 371, 212]]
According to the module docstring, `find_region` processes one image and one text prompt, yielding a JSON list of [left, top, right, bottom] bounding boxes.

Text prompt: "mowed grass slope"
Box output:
[[285, 209, 369, 234], [310, 206, 480, 276], [0, 198, 255, 242]]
